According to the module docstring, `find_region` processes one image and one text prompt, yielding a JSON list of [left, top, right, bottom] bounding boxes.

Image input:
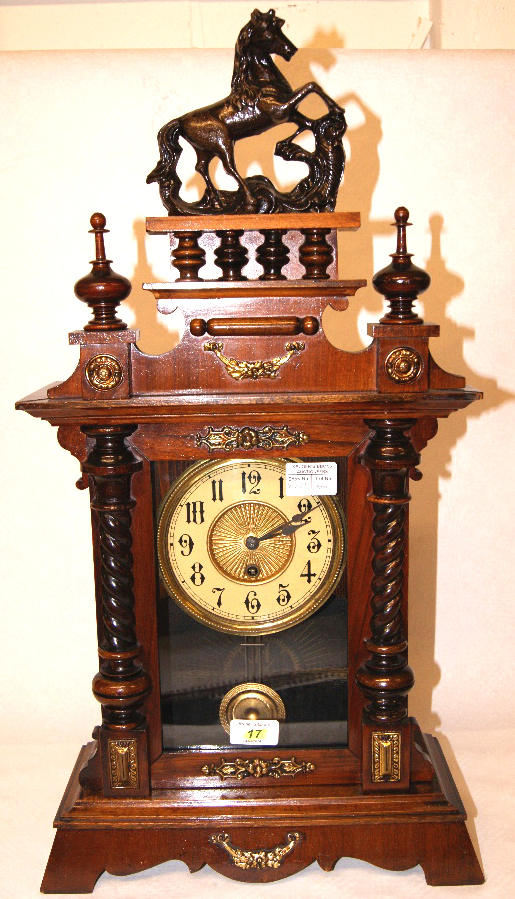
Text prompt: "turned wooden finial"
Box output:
[[393, 205, 410, 257], [74, 213, 132, 331], [372, 207, 430, 324]]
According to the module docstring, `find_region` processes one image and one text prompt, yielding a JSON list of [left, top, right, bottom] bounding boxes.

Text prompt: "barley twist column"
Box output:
[[356, 419, 419, 791], [81, 425, 152, 796]]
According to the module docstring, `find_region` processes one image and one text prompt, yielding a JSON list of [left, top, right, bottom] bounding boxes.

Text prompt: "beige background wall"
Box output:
[[0, 1, 431, 49], [2, 0, 515, 50]]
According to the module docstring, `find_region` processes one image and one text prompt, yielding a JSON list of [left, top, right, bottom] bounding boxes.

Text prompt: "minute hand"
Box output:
[[258, 511, 311, 543]]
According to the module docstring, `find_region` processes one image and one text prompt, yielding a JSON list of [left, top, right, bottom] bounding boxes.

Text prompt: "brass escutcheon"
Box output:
[[372, 731, 401, 782], [108, 738, 139, 789]]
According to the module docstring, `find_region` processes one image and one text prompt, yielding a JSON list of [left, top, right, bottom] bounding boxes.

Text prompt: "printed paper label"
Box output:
[[229, 719, 280, 745], [285, 462, 337, 496]]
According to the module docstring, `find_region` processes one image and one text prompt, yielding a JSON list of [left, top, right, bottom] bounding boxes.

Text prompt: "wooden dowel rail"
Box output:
[[146, 212, 361, 233], [189, 315, 320, 337]]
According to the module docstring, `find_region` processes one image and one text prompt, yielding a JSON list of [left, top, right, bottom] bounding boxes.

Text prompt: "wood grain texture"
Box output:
[[147, 213, 361, 232], [41, 735, 483, 892], [16, 388, 482, 426]]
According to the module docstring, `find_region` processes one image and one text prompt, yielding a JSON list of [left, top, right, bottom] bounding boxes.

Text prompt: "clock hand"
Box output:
[[268, 516, 311, 539], [245, 511, 312, 549]]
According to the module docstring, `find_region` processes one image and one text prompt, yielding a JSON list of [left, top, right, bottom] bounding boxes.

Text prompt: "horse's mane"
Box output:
[[231, 21, 260, 109]]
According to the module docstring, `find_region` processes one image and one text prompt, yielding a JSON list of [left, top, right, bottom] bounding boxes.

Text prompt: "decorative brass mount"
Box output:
[[210, 831, 302, 869], [372, 732, 401, 782], [85, 354, 123, 390], [202, 757, 315, 781], [195, 425, 309, 452], [203, 341, 305, 380], [108, 739, 139, 789], [384, 346, 422, 383]]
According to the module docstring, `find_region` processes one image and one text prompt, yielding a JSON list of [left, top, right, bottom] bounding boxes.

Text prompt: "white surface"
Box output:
[[1, 731, 513, 896], [1, 47, 514, 894], [230, 718, 280, 744]]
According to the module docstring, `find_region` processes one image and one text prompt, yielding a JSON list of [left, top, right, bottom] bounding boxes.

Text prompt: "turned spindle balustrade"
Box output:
[[146, 212, 360, 283]]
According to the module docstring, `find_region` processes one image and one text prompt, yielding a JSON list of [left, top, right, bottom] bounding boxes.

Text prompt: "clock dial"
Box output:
[[157, 458, 345, 635]]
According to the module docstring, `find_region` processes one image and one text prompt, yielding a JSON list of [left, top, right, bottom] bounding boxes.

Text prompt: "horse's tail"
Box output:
[[146, 118, 182, 185]]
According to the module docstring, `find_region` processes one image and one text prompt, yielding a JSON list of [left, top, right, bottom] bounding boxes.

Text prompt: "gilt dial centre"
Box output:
[[208, 501, 294, 584]]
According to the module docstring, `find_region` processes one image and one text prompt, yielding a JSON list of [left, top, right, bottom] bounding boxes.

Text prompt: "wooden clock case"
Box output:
[[17, 208, 484, 891]]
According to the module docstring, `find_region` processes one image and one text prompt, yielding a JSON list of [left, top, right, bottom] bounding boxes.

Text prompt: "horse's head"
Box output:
[[248, 8, 298, 61]]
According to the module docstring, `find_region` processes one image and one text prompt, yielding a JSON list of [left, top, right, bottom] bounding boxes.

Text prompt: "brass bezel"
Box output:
[[156, 457, 346, 635]]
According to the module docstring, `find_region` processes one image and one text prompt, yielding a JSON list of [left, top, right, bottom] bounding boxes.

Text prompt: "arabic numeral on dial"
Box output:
[[300, 560, 316, 584], [212, 587, 225, 608], [242, 470, 261, 495], [211, 479, 223, 502], [276, 584, 291, 606], [190, 562, 205, 586], [178, 533, 194, 556], [297, 497, 313, 514], [244, 591, 261, 614], [307, 529, 321, 553]]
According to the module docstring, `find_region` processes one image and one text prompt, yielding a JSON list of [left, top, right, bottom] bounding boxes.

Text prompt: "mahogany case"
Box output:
[[16, 210, 483, 891]]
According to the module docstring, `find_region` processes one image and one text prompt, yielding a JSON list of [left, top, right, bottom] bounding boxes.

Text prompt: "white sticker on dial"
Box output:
[[229, 719, 280, 746], [285, 462, 337, 496]]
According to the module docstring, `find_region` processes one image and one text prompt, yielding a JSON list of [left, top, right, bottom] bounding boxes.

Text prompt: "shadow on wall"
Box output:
[[408, 212, 512, 733], [129, 219, 184, 356], [283, 43, 392, 351]]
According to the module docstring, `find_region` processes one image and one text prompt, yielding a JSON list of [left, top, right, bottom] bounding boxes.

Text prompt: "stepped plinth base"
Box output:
[[41, 734, 483, 892]]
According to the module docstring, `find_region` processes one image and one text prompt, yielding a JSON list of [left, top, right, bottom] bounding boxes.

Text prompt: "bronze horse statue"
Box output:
[[147, 8, 346, 214]]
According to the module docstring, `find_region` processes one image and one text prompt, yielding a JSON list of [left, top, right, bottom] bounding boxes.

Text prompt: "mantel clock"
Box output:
[[17, 9, 484, 892]]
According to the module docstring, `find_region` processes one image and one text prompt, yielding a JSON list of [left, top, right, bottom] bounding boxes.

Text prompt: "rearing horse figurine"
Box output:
[[147, 8, 346, 214]]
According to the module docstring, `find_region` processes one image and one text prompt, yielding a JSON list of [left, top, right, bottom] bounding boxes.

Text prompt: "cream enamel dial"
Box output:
[[157, 458, 345, 635]]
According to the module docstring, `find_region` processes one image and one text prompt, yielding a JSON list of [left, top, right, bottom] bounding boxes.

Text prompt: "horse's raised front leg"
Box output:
[[275, 111, 313, 161], [274, 83, 341, 121]]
